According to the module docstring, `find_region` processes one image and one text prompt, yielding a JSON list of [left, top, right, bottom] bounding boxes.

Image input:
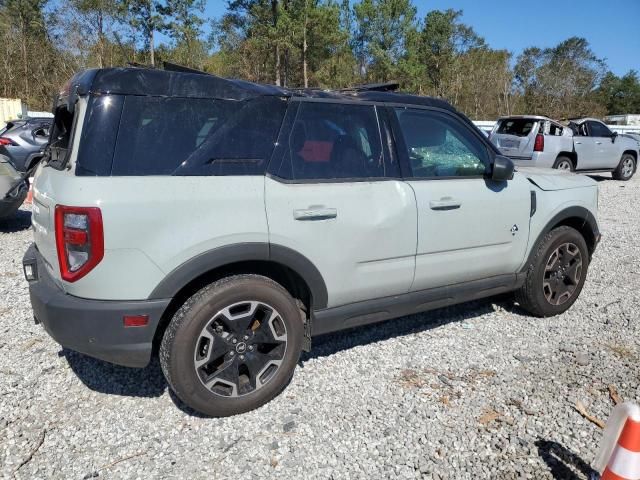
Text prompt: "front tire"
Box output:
[[160, 274, 304, 417], [612, 153, 636, 181], [515, 226, 589, 317]]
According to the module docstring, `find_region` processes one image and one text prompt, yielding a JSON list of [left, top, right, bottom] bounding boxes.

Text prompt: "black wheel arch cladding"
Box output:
[[148, 242, 329, 310], [521, 205, 599, 273]]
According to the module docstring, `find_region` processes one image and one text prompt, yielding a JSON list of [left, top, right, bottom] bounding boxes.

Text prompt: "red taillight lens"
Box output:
[[123, 315, 149, 328], [0, 137, 16, 146], [55, 205, 104, 282], [534, 134, 545, 152]]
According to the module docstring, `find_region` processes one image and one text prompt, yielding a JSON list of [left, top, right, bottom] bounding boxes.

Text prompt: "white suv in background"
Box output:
[[491, 115, 638, 180]]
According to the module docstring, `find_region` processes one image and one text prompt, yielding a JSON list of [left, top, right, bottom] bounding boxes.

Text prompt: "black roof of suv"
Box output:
[[60, 67, 457, 113]]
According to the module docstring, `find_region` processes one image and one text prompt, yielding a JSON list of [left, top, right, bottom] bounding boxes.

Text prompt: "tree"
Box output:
[[2, 0, 48, 99], [598, 70, 640, 115], [514, 37, 607, 119], [69, 0, 120, 68], [413, 9, 483, 97], [119, 0, 170, 66], [353, 0, 417, 82], [162, 0, 207, 69]]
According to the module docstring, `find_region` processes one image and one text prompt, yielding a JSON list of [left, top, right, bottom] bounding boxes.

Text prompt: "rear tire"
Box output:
[[160, 274, 304, 417], [515, 226, 589, 317], [553, 156, 574, 172], [612, 153, 636, 181]]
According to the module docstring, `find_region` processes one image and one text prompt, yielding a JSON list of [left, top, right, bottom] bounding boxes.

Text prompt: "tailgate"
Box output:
[[491, 119, 539, 159], [491, 133, 533, 158]]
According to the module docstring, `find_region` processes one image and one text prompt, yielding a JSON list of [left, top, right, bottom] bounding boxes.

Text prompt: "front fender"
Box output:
[[520, 205, 600, 272]]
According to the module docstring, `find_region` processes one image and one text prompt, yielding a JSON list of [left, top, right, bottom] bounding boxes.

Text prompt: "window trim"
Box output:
[[388, 105, 494, 181], [265, 99, 399, 184]]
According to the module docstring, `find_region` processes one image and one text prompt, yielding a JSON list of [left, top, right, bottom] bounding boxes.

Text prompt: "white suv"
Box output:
[[23, 67, 600, 416], [491, 115, 638, 180]]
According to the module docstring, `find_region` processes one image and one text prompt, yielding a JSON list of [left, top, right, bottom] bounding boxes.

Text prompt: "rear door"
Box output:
[[265, 100, 417, 309], [490, 118, 538, 160], [393, 107, 531, 291]]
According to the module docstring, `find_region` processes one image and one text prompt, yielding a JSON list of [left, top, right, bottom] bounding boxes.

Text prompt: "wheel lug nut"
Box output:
[[232, 338, 237, 344], [240, 355, 245, 360], [249, 346, 254, 351], [243, 335, 249, 340], [230, 351, 235, 356]]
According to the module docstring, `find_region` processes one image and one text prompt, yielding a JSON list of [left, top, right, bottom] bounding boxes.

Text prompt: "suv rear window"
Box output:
[[497, 119, 537, 137], [78, 95, 288, 176], [112, 96, 233, 176]]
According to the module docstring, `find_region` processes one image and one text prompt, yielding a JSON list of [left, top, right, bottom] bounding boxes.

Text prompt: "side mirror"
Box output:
[[612, 131, 618, 143], [492, 155, 514, 181]]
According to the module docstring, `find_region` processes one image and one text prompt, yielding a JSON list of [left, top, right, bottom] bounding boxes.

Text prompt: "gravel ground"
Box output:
[[1, 174, 639, 479]]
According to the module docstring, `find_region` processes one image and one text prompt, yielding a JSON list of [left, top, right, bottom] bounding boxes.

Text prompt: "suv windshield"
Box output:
[[497, 119, 538, 137]]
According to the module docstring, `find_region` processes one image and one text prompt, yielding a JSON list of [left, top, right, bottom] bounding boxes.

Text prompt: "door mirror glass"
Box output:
[[492, 155, 514, 181]]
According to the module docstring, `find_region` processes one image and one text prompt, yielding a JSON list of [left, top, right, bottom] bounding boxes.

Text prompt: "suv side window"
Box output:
[[587, 121, 613, 138], [271, 102, 385, 181], [395, 108, 489, 178], [110, 96, 287, 176]]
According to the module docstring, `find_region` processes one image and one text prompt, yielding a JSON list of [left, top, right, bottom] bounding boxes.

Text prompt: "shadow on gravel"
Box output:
[[535, 439, 597, 480], [0, 210, 31, 233], [61, 295, 523, 414], [62, 349, 216, 416], [302, 295, 518, 364], [62, 349, 167, 398], [587, 175, 610, 182]]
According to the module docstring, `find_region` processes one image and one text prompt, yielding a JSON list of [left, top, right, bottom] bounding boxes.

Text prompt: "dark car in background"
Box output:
[[0, 117, 52, 173], [0, 154, 28, 219]]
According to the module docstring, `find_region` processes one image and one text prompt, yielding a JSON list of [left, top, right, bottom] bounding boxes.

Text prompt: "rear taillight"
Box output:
[[534, 134, 545, 152], [0, 137, 17, 146], [55, 205, 104, 282]]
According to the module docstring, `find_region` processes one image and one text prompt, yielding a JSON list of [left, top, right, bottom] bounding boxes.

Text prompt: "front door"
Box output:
[[574, 122, 601, 170], [391, 107, 531, 291], [586, 120, 620, 169], [265, 101, 417, 309]]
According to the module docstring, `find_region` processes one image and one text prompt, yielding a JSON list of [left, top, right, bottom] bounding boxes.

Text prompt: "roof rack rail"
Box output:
[[162, 61, 210, 75], [128, 61, 154, 68], [340, 81, 400, 92]]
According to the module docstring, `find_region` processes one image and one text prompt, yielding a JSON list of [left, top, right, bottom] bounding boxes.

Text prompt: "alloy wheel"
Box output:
[[193, 301, 288, 397], [557, 160, 572, 171], [542, 242, 583, 306], [622, 157, 634, 179]]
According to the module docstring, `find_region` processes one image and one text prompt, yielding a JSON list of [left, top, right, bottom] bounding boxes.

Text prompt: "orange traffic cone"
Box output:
[[594, 403, 640, 480]]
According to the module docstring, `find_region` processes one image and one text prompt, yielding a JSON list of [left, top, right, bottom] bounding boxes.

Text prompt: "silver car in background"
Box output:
[[490, 116, 638, 180], [489, 116, 574, 169]]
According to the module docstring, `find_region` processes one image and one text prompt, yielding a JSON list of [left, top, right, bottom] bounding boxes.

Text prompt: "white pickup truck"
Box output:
[[490, 116, 639, 180]]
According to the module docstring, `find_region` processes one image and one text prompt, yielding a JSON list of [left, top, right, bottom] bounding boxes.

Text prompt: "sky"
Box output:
[[199, 0, 640, 77]]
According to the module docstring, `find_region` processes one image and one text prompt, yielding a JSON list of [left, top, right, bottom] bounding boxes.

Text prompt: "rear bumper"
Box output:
[[23, 244, 171, 368]]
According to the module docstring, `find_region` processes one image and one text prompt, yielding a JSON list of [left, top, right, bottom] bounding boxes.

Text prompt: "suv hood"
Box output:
[[517, 167, 597, 191]]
